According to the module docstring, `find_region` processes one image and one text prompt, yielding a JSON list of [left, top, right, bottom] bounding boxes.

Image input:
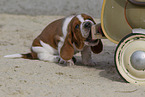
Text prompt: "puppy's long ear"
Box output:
[[73, 32, 85, 50], [91, 39, 103, 54], [60, 29, 74, 61]]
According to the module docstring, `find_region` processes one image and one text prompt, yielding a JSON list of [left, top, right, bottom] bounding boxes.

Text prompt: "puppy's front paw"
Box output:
[[58, 57, 76, 66], [66, 60, 74, 66], [58, 58, 74, 66], [59, 58, 66, 64]]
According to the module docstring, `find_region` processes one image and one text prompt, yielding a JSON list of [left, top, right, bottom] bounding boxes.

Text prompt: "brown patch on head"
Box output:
[[81, 14, 96, 24]]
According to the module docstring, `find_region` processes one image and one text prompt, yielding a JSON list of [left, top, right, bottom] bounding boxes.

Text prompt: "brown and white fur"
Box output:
[[4, 14, 103, 66]]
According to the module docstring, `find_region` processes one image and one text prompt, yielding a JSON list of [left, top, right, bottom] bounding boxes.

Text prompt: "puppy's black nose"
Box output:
[[84, 22, 92, 28]]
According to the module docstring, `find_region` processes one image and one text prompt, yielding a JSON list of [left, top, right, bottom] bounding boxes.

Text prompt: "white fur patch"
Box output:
[[40, 40, 57, 54], [85, 20, 94, 24], [62, 15, 75, 38], [32, 40, 57, 54], [4, 54, 22, 58], [77, 15, 85, 22], [32, 40, 58, 62]]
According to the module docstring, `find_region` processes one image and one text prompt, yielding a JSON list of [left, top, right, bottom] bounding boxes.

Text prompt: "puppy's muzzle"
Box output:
[[85, 23, 99, 44], [84, 22, 92, 29]]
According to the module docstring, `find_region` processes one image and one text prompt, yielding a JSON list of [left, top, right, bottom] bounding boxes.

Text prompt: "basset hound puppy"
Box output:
[[5, 14, 103, 66]]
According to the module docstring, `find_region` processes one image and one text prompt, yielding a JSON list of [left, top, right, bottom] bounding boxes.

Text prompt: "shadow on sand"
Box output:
[[75, 45, 126, 83]]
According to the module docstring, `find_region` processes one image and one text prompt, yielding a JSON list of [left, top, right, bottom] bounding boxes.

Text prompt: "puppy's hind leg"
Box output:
[[32, 46, 60, 63]]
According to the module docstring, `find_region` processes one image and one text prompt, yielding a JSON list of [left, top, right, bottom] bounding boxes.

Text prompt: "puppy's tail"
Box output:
[[4, 53, 33, 59]]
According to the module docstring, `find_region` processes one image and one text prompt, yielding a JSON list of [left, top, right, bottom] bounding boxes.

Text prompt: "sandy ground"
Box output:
[[0, 14, 145, 97]]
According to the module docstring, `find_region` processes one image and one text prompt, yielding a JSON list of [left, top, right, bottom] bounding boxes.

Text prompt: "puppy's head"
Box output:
[[69, 14, 102, 49], [60, 14, 103, 61]]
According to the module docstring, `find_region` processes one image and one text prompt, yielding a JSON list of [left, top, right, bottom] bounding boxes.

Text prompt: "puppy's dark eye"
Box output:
[[75, 24, 79, 29]]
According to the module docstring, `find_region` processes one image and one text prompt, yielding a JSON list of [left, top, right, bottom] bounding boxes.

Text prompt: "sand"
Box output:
[[0, 14, 145, 97]]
